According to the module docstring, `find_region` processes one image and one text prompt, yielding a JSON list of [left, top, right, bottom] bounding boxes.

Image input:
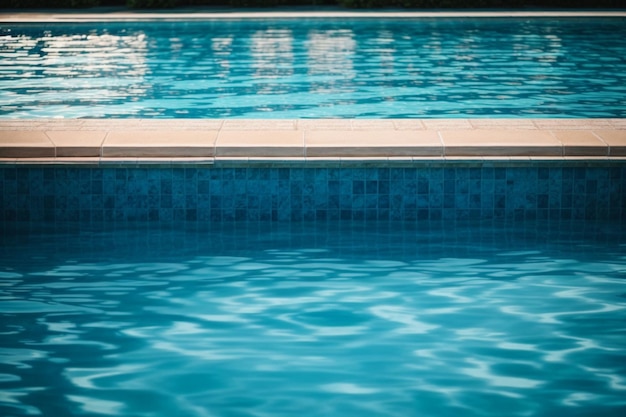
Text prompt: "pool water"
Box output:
[[0, 220, 625, 417], [1, 18, 626, 118]]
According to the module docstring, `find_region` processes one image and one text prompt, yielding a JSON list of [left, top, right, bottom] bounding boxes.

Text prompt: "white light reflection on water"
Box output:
[[0, 220, 625, 417], [2, 19, 626, 118]]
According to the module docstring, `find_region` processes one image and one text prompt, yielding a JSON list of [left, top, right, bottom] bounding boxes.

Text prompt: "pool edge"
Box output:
[[1, 118, 625, 165]]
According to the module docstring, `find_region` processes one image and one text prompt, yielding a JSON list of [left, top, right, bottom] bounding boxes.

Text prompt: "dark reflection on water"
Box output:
[[0, 220, 625, 417]]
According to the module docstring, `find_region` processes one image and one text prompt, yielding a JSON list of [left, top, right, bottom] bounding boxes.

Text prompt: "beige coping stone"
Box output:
[[297, 119, 354, 130], [80, 119, 149, 131], [441, 129, 562, 157], [593, 130, 626, 156], [136, 119, 224, 130], [103, 130, 217, 157], [392, 120, 425, 130], [0, 121, 49, 130], [609, 119, 626, 129], [533, 119, 615, 130], [0, 130, 55, 158], [470, 119, 538, 129], [216, 130, 304, 157], [421, 119, 474, 130], [46, 130, 107, 157], [222, 119, 296, 131], [305, 129, 442, 157], [551, 131, 608, 157], [350, 120, 397, 130], [1, 119, 626, 161]]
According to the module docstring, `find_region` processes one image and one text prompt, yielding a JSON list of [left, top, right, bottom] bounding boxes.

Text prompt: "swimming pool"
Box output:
[[0, 220, 625, 417], [1, 12, 625, 417], [1, 17, 626, 118]]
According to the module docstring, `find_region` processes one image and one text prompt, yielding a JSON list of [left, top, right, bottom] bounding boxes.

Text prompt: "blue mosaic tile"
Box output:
[[1, 164, 625, 223]]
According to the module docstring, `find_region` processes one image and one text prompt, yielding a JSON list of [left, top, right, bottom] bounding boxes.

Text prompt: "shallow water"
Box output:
[[0, 220, 625, 417], [1, 18, 626, 118]]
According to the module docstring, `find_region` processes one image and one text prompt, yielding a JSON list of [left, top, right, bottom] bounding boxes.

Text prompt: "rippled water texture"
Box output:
[[0, 220, 625, 416], [1, 18, 625, 118]]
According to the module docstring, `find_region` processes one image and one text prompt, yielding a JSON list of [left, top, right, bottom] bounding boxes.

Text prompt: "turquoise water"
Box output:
[[1, 18, 625, 118], [0, 220, 625, 417]]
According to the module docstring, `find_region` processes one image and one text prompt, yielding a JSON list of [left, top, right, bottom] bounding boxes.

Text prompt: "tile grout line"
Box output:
[[590, 131, 611, 157], [436, 130, 446, 158], [546, 130, 566, 158], [100, 131, 110, 159], [210, 128, 218, 158], [42, 130, 56, 158]]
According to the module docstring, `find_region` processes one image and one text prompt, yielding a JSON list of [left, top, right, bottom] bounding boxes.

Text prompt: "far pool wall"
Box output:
[[1, 162, 624, 223]]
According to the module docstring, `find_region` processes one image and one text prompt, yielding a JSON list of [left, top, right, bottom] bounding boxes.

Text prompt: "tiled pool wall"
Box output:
[[2, 162, 625, 223]]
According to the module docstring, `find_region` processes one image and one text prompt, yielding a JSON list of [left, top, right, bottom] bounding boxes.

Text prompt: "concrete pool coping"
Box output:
[[1, 119, 625, 165]]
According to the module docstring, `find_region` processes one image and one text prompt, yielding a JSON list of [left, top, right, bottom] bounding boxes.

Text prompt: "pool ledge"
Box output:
[[1, 119, 625, 165]]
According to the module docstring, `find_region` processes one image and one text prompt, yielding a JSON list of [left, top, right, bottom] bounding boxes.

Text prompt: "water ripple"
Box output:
[[0, 221, 625, 416], [1, 19, 625, 118]]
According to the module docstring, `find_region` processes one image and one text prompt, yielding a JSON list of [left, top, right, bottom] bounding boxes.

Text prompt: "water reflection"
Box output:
[[211, 35, 233, 79], [251, 28, 293, 80], [1, 19, 625, 118], [306, 29, 356, 76], [0, 28, 149, 117]]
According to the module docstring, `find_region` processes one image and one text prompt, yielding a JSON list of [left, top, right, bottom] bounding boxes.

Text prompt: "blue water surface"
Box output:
[[0, 220, 625, 417], [1, 18, 625, 118]]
